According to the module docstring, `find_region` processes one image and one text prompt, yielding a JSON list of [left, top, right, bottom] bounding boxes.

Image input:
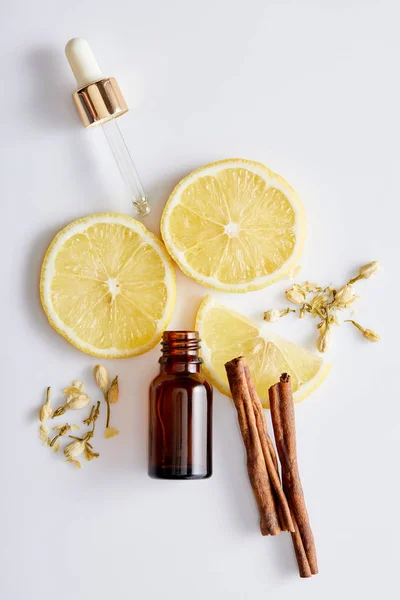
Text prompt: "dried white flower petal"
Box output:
[[104, 427, 119, 439], [308, 293, 327, 316], [287, 265, 302, 279], [63, 386, 83, 395], [84, 446, 99, 461], [328, 313, 340, 326], [72, 380, 85, 391], [51, 441, 60, 453], [52, 423, 80, 432], [303, 282, 320, 293], [39, 424, 49, 444]]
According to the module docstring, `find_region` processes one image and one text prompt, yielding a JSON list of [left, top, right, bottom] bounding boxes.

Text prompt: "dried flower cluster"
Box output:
[[263, 261, 381, 353], [38, 366, 120, 467]]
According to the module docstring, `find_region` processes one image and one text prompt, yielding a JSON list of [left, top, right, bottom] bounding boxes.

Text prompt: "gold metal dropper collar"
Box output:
[[73, 77, 128, 128]]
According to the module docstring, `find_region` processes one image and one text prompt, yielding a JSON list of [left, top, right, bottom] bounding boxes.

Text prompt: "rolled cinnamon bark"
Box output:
[[225, 358, 281, 536], [269, 374, 318, 576], [290, 515, 313, 578], [242, 361, 294, 533]]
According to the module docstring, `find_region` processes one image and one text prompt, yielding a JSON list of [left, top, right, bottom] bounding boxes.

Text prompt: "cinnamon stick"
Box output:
[[269, 374, 318, 576], [225, 357, 281, 536], [290, 515, 313, 578], [242, 361, 294, 533]]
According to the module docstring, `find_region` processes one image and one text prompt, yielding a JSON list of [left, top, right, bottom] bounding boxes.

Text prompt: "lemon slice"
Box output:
[[161, 159, 305, 293], [40, 213, 176, 358], [196, 296, 330, 406]]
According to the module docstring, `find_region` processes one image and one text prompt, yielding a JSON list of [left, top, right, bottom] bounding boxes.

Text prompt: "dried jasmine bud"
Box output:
[[285, 285, 307, 305], [263, 309, 283, 322], [94, 365, 110, 394], [263, 308, 295, 322], [64, 432, 93, 466], [53, 393, 90, 417], [108, 377, 119, 404], [363, 329, 380, 342], [332, 285, 359, 310], [345, 320, 380, 342], [39, 387, 52, 422], [317, 327, 331, 353], [349, 261, 381, 284], [358, 261, 381, 280]]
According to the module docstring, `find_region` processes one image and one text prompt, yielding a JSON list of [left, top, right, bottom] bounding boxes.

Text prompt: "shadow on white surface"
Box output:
[[27, 47, 78, 131]]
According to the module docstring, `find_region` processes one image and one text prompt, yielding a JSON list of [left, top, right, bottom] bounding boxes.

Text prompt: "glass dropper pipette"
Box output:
[[65, 38, 150, 217]]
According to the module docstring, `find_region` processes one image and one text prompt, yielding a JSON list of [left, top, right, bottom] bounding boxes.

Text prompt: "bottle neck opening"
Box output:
[[159, 331, 202, 363]]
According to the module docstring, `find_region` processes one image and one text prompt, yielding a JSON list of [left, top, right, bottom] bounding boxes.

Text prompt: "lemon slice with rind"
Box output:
[[40, 213, 176, 358], [196, 296, 330, 406], [161, 159, 306, 293]]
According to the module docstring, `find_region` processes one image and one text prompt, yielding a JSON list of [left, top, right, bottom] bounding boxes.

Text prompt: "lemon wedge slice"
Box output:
[[196, 296, 330, 406], [40, 213, 176, 357], [161, 159, 306, 293]]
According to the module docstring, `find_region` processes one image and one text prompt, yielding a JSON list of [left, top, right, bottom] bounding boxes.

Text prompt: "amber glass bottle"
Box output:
[[148, 331, 213, 480]]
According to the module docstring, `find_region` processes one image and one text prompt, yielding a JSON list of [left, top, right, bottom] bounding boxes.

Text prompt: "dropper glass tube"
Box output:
[[102, 119, 150, 216], [65, 38, 151, 217]]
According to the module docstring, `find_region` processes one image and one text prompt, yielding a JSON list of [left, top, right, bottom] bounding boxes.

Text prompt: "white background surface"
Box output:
[[1, 1, 399, 598]]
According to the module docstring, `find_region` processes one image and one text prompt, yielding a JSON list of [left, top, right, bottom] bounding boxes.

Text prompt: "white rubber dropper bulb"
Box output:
[[65, 38, 104, 88]]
